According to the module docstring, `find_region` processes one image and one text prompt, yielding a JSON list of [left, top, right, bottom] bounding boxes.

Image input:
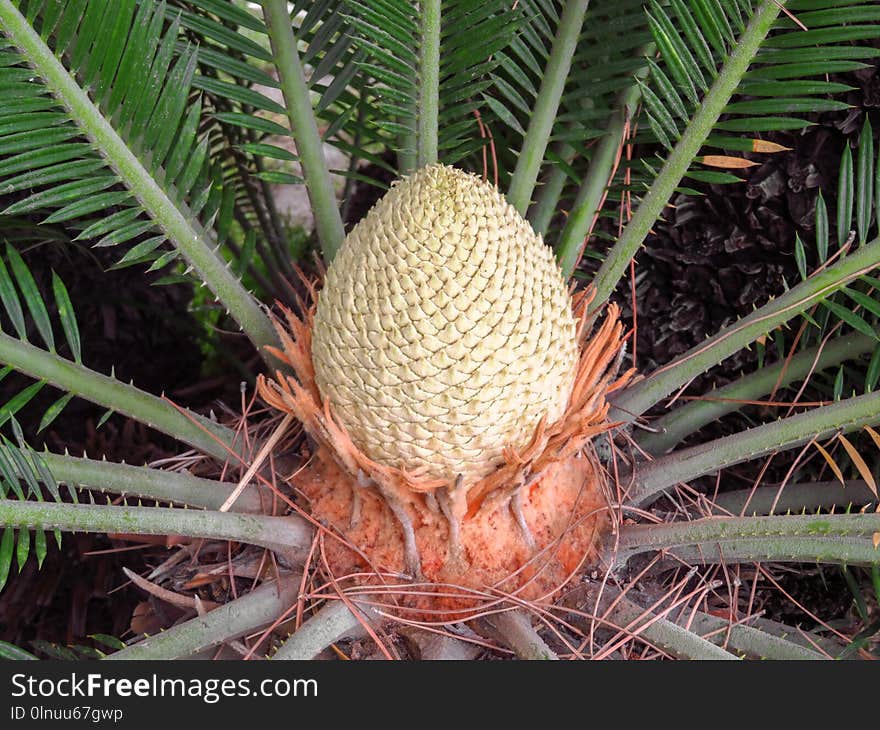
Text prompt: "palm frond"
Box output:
[[0, 242, 80, 433], [439, 0, 526, 163], [0, 0, 277, 355], [0, 228, 240, 461], [779, 117, 880, 363], [640, 0, 880, 178], [491, 0, 560, 137], [522, 0, 880, 278], [0, 1, 202, 254], [496, 0, 651, 178], [524, 0, 652, 240], [0, 425, 66, 592], [0, 238, 238, 463], [577, 0, 880, 303], [166, 0, 298, 246], [291, 0, 392, 182], [341, 0, 526, 168], [788, 118, 880, 389]]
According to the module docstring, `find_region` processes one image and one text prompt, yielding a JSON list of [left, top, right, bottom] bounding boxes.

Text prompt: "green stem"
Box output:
[[506, 0, 592, 214], [272, 598, 380, 660], [22, 450, 268, 514], [106, 578, 302, 660], [687, 611, 827, 660], [586, 589, 738, 659], [628, 390, 880, 506], [612, 236, 880, 424], [555, 45, 653, 277], [614, 513, 880, 568], [640, 536, 878, 569], [589, 0, 783, 307], [528, 148, 571, 236], [0, 0, 279, 361], [556, 86, 640, 278], [711, 480, 877, 516], [416, 0, 440, 168], [0, 499, 313, 559], [475, 610, 559, 660], [556, 69, 652, 279], [729, 614, 846, 658], [621, 611, 739, 660], [262, 0, 345, 261], [0, 332, 236, 461], [398, 133, 418, 176], [639, 330, 877, 454], [397, 72, 418, 175]]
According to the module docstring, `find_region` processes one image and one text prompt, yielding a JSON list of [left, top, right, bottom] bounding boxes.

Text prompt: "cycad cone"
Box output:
[[266, 164, 622, 616], [312, 164, 579, 482]]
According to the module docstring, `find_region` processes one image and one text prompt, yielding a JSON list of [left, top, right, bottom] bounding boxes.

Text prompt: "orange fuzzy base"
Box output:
[[298, 445, 609, 621]]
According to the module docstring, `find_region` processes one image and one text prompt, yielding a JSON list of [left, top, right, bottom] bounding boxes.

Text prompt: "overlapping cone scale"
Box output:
[[311, 164, 579, 483]]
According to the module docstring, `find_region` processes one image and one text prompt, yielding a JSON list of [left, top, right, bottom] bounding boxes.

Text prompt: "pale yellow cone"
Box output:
[[311, 164, 579, 482]]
